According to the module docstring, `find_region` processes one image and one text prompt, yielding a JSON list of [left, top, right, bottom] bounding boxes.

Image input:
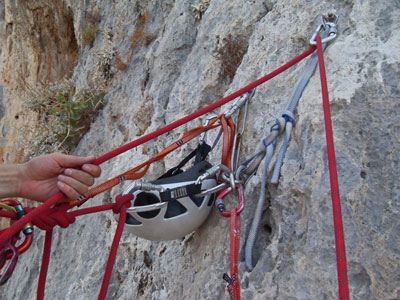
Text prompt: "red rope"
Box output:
[[0, 211, 16, 219], [0, 45, 317, 300], [0, 45, 316, 250], [94, 45, 317, 165], [219, 185, 244, 300], [0, 194, 64, 248], [37, 230, 53, 300], [71, 204, 114, 217], [34, 195, 133, 300], [316, 36, 350, 300], [97, 194, 132, 300]]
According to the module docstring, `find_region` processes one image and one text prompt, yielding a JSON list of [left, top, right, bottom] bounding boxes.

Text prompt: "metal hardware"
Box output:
[[310, 13, 338, 45], [199, 113, 219, 144], [123, 181, 166, 195], [224, 90, 255, 119], [126, 202, 167, 213], [0, 238, 18, 286]]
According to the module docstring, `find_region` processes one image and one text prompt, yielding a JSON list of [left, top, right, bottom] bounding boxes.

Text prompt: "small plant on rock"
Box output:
[[82, 25, 99, 47], [82, 10, 102, 47], [128, 9, 157, 60], [25, 79, 106, 155]]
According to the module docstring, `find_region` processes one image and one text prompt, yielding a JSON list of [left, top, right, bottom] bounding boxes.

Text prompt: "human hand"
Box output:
[[19, 153, 101, 202]]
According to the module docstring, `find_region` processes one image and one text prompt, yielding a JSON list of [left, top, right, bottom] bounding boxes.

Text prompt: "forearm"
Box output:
[[0, 164, 24, 199]]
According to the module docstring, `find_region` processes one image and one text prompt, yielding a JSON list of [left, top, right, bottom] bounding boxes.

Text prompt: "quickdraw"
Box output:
[[244, 13, 338, 271], [0, 13, 349, 300]]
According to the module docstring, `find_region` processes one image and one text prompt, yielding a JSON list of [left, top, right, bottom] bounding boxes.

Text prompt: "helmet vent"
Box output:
[[126, 213, 141, 225], [134, 192, 161, 219], [207, 194, 215, 207], [165, 200, 187, 218]]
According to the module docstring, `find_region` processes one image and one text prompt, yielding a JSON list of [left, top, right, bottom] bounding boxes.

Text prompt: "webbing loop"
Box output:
[[245, 14, 340, 271], [282, 110, 295, 126]]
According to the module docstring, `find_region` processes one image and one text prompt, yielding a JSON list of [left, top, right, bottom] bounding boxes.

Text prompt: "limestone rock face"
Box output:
[[0, 0, 399, 299], [0, 0, 79, 162]]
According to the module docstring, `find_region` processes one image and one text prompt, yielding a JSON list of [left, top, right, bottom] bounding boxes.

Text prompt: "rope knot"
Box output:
[[112, 194, 133, 214], [28, 203, 75, 231], [282, 110, 295, 126]]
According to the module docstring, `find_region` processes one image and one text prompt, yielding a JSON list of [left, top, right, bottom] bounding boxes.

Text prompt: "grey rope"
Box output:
[[272, 42, 328, 183], [244, 141, 274, 270], [271, 111, 295, 183], [244, 28, 332, 271]]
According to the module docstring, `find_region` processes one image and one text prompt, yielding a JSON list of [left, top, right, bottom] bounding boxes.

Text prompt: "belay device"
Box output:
[[123, 143, 217, 240]]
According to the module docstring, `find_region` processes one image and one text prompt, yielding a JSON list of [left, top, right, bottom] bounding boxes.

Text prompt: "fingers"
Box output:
[[52, 153, 97, 168], [57, 176, 87, 201], [64, 168, 95, 186], [81, 164, 101, 178], [57, 164, 102, 201]]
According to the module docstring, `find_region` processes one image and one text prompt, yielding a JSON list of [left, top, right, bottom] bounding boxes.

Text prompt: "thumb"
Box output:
[[53, 153, 97, 168]]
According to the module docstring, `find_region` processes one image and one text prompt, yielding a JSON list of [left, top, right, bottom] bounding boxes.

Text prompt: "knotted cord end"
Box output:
[[28, 203, 75, 231], [112, 194, 133, 214]]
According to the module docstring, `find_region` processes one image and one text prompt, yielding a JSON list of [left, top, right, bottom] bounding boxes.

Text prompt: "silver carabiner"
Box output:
[[228, 89, 255, 171], [126, 202, 167, 213], [198, 182, 228, 196], [123, 181, 165, 195], [224, 90, 255, 119], [199, 113, 219, 144], [309, 13, 338, 45]]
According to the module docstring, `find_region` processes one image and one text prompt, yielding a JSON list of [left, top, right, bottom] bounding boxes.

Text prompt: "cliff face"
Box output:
[[0, 0, 399, 299], [0, 0, 78, 162]]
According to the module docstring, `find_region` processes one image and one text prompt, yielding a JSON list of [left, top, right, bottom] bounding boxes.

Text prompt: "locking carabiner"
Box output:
[[1, 199, 34, 258], [216, 184, 244, 217]]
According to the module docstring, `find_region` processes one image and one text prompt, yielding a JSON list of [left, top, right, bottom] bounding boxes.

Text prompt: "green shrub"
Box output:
[[82, 25, 99, 47], [26, 79, 106, 155]]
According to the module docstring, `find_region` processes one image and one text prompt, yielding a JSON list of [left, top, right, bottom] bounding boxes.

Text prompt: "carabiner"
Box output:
[[224, 90, 255, 119], [221, 172, 236, 191], [1, 199, 34, 258], [216, 184, 244, 217], [199, 113, 219, 144], [126, 202, 167, 213], [0, 237, 19, 286], [309, 13, 338, 45], [230, 89, 254, 172], [123, 181, 165, 195]]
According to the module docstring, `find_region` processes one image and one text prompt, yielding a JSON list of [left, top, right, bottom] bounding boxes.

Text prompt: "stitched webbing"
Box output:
[[72, 117, 223, 207]]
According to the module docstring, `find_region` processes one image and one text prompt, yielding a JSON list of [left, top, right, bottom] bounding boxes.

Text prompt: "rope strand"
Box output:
[[316, 36, 350, 300]]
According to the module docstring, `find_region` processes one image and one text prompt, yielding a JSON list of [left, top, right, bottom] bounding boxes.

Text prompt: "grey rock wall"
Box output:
[[1, 0, 399, 299]]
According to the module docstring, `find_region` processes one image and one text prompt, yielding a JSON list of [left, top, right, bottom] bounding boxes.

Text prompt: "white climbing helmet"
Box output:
[[123, 160, 216, 241]]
